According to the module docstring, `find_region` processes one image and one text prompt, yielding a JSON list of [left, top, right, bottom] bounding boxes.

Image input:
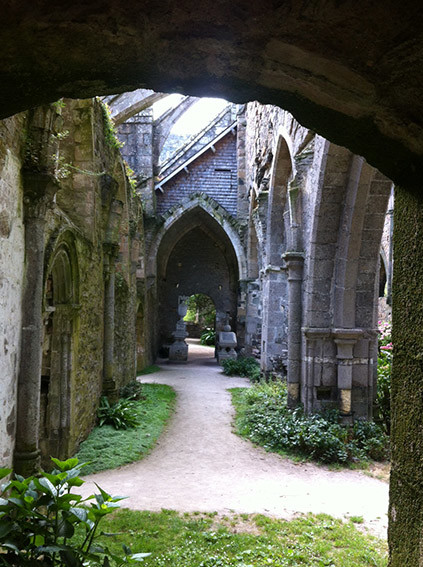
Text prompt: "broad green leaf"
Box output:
[[33, 534, 45, 546], [69, 506, 88, 522], [0, 522, 13, 538], [67, 477, 84, 487], [8, 497, 25, 508], [0, 469, 11, 481], [51, 457, 79, 471], [122, 543, 132, 555], [38, 477, 56, 496], [58, 519, 75, 538]]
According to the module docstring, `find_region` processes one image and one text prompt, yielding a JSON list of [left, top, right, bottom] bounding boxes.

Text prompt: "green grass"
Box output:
[[75, 384, 176, 475], [94, 509, 387, 566], [138, 364, 161, 375]]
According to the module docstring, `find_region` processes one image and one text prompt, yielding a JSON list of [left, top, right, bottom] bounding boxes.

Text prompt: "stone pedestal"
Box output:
[[169, 297, 189, 363], [217, 324, 238, 364], [169, 320, 189, 362], [333, 328, 362, 424]]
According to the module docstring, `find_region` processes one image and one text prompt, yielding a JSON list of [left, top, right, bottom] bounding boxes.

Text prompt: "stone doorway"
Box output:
[[40, 242, 77, 467]]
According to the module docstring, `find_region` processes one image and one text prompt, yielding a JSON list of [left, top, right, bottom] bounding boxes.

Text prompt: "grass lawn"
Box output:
[[138, 365, 162, 375], [96, 509, 387, 566], [75, 383, 176, 475]]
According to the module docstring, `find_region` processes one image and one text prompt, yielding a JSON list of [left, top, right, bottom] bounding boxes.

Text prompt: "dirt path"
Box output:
[[80, 341, 389, 538]]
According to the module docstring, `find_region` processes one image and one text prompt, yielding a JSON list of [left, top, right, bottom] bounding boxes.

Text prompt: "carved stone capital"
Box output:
[[22, 171, 57, 220]]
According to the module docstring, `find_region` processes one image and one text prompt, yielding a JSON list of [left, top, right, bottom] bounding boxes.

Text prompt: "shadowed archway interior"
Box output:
[[156, 207, 239, 350]]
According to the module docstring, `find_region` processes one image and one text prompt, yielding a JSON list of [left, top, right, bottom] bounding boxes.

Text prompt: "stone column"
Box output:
[[103, 243, 119, 400], [14, 173, 56, 475], [59, 318, 71, 457], [283, 251, 304, 408], [389, 186, 423, 566], [260, 265, 288, 374], [333, 329, 362, 423]]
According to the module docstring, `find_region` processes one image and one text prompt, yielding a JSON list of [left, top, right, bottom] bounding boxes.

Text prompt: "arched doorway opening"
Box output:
[[155, 206, 240, 359], [40, 237, 78, 467], [184, 293, 216, 343]]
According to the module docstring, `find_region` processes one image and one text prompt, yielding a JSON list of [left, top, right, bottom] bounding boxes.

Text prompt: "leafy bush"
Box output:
[[98, 396, 141, 429], [0, 457, 148, 566], [200, 328, 216, 346], [184, 294, 216, 327], [119, 379, 145, 401], [233, 382, 389, 464], [376, 319, 392, 434], [222, 356, 261, 382]]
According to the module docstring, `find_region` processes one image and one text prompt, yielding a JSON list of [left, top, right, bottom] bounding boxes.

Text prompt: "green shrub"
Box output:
[[97, 396, 141, 429], [222, 356, 261, 381], [0, 457, 148, 566], [376, 320, 392, 435], [119, 379, 145, 401], [200, 328, 216, 346], [233, 382, 389, 464]]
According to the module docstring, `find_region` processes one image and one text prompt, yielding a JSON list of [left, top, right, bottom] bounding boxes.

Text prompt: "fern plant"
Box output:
[[97, 396, 141, 429]]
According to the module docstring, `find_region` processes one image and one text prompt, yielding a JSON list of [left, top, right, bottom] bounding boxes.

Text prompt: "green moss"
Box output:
[[99, 99, 124, 150], [389, 186, 423, 566]]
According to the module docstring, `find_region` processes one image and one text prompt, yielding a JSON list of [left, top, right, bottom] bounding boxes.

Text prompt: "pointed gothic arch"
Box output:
[[40, 231, 79, 466], [146, 195, 245, 356]]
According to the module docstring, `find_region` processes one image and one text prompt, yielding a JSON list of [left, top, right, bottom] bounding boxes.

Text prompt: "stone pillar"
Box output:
[[388, 186, 423, 566], [117, 110, 155, 216], [260, 265, 288, 374], [14, 173, 56, 475], [283, 252, 304, 408], [386, 190, 394, 306], [59, 319, 71, 454], [333, 329, 362, 423], [103, 243, 119, 400]]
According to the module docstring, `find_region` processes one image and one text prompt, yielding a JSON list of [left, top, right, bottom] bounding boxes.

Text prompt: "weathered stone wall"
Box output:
[[117, 109, 155, 215], [0, 98, 144, 470], [0, 114, 26, 468], [389, 186, 423, 566], [39, 98, 143, 459]]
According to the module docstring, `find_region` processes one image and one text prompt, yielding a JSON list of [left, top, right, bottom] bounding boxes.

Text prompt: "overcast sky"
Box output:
[[153, 94, 228, 135]]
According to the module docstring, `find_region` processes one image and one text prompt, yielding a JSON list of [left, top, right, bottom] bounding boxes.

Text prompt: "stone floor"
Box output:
[[80, 340, 389, 538]]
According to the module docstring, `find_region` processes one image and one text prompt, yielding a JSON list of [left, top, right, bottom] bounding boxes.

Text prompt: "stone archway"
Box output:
[[152, 203, 242, 356], [303, 142, 392, 420], [260, 133, 294, 374], [1, 5, 423, 563], [40, 234, 79, 467]]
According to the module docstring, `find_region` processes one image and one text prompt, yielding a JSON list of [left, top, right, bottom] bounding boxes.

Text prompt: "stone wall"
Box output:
[[0, 98, 145, 471], [0, 113, 26, 468]]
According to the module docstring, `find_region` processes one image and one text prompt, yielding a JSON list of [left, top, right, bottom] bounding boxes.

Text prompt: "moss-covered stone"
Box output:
[[389, 186, 423, 566]]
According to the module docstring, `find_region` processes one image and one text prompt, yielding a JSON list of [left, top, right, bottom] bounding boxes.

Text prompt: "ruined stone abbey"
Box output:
[[1, 3, 423, 564], [0, 92, 393, 476]]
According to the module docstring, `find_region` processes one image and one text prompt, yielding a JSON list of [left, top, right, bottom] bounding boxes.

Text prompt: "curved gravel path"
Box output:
[[80, 341, 389, 538]]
